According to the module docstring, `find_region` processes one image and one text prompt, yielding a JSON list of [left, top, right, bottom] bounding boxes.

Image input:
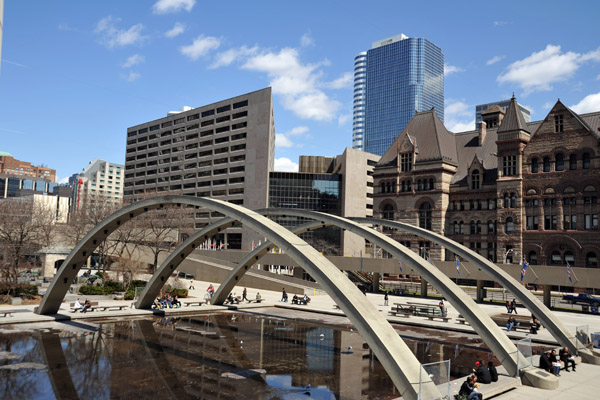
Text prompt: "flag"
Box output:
[[252, 241, 256, 250], [520, 260, 528, 282], [456, 257, 462, 277], [398, 259, 402, 272], [567, 262, 573, 283]]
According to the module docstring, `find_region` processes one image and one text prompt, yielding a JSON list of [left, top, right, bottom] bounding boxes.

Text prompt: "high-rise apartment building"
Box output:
[[352, 34, 444, 156], [70, 159, 124, 210], [124, 87, 275, 250]]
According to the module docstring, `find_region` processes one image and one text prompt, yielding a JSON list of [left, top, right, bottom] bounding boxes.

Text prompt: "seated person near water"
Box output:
[[172, 295, 181, 308], [292, 295, 299, 304], [560, 346, 576, 372], [539, 351, 552, 372], [459, 375, 483, 400], [82, 298, 92, 313], [475, 360, 492, 384], [302, 294, 311, 305], [487, 361, 498, 382]]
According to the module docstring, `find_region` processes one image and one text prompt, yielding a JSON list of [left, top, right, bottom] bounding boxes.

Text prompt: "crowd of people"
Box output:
[[153, 294, 181, 309]]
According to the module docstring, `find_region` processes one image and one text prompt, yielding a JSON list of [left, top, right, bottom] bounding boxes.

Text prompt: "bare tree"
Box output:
[[0, 198, 55, 286]]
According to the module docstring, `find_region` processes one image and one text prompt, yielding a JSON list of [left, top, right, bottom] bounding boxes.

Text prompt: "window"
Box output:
[[419, 203, 432, 230], [217, 105, 231, 113], [544, 214, 557, 230], [583, 153, 591, 169], [505, 217, 514, 234], [382, 204, 394, 220], [586, 252, 598, 268], [528, 251, 538, 265], [584, 214, 598, 230], [569, 154, 577, 170], [453, 221, 459, 234], [488, 199, 495, 210], [502, 155, 517, 176], [555, 153, 564, 171], [504, 193, 510, 208], [471, 170, 480, 189], [551, 251, 562, 265], [233, 100, 248, 109], [531, 158, 539, 173], [543, 157, 551, 172], [487, 220, 495, 233], [511, 193, 516, 208], [554, 114, 564, 132], [401, 153, 413, 172], [470, 220, 476, 234]]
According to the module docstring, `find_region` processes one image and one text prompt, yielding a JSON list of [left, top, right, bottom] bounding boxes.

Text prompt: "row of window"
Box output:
[[127, 100, 248, 138], [125, 153, 246, 171], [124, 188, 246, 199], [127, 128, 248, 151], [451, 199, 496, 211], [525, 214, 598, 230], [530, 153, 591, 173]]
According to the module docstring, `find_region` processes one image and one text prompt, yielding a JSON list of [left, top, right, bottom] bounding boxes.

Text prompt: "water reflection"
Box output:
[[0, 313, 552, 399]]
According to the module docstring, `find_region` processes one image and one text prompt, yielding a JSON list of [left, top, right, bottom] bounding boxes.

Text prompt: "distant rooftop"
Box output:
[[0, 151, 13, 157], [372, 33, 409, 49]]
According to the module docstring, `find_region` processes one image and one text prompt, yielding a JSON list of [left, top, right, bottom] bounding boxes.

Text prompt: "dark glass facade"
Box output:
[[269, 172, 342, 255], [362, 37, 444, 156]]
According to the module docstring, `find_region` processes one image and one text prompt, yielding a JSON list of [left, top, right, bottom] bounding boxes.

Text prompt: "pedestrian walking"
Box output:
[[439, 299, 446, 317], [511, 299, 518, 314], [281, 288, 288, 302], [384, 292, 389, 306], [242, 288, 249, 302]]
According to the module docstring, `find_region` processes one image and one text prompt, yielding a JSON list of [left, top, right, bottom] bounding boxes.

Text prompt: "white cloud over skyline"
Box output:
[[274, 157, 299, 172], [498, 45, 600, 94], [95, 16, 146, 48], [571, 92, 600, 114], [180, 35, 221, 60], [444, 99, 474, 132], [165, 22, 185, 38], [444, 63, 464, 76], [153, 0, 195, 14]]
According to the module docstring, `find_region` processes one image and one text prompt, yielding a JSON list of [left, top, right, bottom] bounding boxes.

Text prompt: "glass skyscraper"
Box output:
[[352, 34, 444, 156]]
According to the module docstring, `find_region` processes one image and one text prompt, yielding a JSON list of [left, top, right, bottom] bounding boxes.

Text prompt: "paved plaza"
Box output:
[[1, 279, 600, 399]]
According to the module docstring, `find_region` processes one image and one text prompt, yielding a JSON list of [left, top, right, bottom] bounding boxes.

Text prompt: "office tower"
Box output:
[[70, 159, 124, 210], [352, 34, 444, 156], [124, 87, 275, 250]]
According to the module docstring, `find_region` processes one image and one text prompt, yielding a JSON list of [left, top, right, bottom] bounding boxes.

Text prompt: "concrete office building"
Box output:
[[70, 159, 124, 210], [352, 34, 444, 155], [269, 147, 379, 256], [475, 100, 531, 129], [124, 87, 275, 250]]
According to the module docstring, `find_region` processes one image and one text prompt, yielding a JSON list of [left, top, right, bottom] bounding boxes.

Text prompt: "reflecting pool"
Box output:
[[0, 311, 551, 399]]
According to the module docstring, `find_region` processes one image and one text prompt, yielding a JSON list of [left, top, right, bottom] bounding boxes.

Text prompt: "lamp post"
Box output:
[[503, 248, 516, 264]]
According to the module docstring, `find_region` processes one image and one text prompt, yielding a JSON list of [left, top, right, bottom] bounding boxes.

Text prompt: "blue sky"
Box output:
[[1, 0, 599, 183]]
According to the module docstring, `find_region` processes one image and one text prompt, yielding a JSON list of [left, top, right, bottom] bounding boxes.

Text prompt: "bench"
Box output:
[[456, 318, 469, 325], [253, 298, 265, 303], [70, 302, 99, 312], [427, 316, 451, 322], [388, 310, 412, 318], [1, 311, 15, 317], [183, 300, 205, 307], [96, 305, 128, 311]]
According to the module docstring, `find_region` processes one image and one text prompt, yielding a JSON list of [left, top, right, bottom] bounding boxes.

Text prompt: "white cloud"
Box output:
[[322, 72, 353, 89], [122, 54, 145, 68], [58, 177, 69, 185], [486, 55, 505, 66], [445, 99, 474, 132], [95, 16, 146, 48], [274, 157, 299, 172], [209, 45, 259, 69], [240, 48, 340, 120], [338, 113, 350, 126], [444, 63, 464, 76], [180, 35, 221, 60], [497, 45, 600, 94], [493, 21, 509, 27], [124, 71, 141, 82], [153, 0, 195, 14], [300, 33, 314, 47], [165, 22, 185, 38], [287, 126, 309, 136], [276, 134, 294, 148], [571, 93, 600, 114]]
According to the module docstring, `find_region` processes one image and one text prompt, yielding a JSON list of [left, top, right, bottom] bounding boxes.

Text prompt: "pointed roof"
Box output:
[[554, 99, 593, 133], [377, 110, 458, 167], [497, 96, 529, 134]]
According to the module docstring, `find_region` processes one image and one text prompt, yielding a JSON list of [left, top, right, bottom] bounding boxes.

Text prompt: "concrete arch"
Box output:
[[37, 196, 440, 400], [351, 217, 599, 364], [152, 211, 531, 377]]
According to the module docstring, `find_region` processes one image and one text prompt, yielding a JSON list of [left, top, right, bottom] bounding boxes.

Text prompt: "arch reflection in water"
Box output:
[[0, 314, 525, 400]]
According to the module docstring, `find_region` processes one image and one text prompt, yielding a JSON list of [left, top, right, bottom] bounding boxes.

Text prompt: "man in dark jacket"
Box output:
[[476, 361, 492, 384], [487, 361, 498, 382], [539, 351, 552, 372], [560, 347, 576, 372]]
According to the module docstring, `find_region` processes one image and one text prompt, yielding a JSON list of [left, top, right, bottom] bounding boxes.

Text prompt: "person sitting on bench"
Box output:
[[506, 316, 517, 331], [292, 295, 299, 304], [82, 298, 92, 313], [530, 316, 541, 334], [560, 346, 576, 372], [302, 294, 311, 305], [74, 298, 84, 312]]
